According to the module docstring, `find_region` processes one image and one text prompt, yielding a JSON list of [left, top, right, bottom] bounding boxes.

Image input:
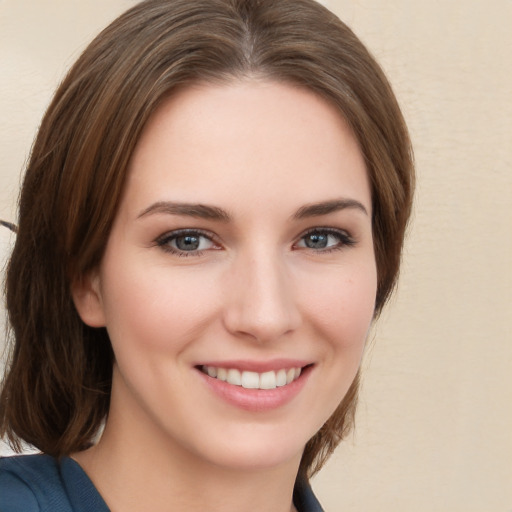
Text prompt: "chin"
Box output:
[[175, 423, 311, 473], [205, 441, 304, 473]]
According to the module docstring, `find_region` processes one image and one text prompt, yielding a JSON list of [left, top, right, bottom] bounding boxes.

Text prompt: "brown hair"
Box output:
[[0, 0, 413, 477]]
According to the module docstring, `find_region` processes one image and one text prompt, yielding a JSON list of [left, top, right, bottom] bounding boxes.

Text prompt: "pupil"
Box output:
[[306, 233, 327, 249], [176, 235, 200, 251]]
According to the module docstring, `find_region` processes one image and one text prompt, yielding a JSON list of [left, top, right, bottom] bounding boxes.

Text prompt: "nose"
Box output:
[[222, 248, 301, 343]]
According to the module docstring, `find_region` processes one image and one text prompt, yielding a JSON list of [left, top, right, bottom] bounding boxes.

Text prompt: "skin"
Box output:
[[72, 79, 377, 512]]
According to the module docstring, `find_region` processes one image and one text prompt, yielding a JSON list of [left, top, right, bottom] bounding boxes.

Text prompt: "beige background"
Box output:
[[1, 0, 511, 510]]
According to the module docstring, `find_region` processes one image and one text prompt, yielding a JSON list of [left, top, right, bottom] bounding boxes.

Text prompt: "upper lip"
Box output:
[[195, 359, 313, 373]]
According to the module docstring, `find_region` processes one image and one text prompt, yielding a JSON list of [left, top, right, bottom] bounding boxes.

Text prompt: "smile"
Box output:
[[200, 365, 302, 390]]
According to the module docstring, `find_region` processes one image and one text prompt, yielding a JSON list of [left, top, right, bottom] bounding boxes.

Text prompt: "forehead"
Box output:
[[121, 79, 370, 217]]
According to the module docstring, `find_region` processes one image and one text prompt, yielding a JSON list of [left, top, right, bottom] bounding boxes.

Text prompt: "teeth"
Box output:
[[201, 365, 303, 390], [227, 368, 242, 386], [260, 371, 276, 389], [241, 371, 259, 389], [276, 369, 287, 387]]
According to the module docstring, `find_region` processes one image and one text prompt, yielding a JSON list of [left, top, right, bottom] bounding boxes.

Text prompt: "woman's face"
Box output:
[[75, 80, 376, 472]]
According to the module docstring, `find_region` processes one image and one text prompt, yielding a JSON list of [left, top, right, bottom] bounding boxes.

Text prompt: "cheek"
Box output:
[[295, 262, 376, 437], [304, 262, 377, 351], [99, 259, 222, 356]]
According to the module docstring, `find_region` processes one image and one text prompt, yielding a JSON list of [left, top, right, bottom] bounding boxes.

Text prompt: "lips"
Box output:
[[200, 365, 302, 390], [196, 361, 313, 411]]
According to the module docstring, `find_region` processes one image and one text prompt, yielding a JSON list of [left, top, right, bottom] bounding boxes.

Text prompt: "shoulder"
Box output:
[[293, 476, 325, 512], [0, 454, 72, 512]]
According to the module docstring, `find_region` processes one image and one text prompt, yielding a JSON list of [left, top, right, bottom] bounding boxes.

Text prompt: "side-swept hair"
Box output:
[[0, 0, 413, 477]]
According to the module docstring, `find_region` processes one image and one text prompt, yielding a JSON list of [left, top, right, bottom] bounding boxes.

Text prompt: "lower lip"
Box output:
[[197, 366, 312, 412]]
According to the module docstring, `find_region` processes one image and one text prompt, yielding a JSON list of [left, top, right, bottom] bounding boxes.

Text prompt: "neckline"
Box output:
[[62, 456, 323, 512], [59, 456, 110, 512]]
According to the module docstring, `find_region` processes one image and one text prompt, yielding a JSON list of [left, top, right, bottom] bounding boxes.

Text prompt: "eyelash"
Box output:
[[155, 227, 356, 257], [155, 229, 220, 257], [294, 227, 356, 253]]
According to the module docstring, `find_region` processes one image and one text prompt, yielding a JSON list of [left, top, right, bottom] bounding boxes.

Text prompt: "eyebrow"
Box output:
[[292, 198, 369, 219], [137, 201, 231, 221], [137, 198, 368, 222]]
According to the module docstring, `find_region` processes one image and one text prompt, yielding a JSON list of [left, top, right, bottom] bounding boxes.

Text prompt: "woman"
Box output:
[[0, 0, 414, 510]]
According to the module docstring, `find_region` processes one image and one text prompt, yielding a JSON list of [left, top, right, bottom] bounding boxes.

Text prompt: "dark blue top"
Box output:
[[0, 454, 324, 511]]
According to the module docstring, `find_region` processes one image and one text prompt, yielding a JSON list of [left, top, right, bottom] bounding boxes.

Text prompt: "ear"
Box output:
[[71, 271, 106, 327]]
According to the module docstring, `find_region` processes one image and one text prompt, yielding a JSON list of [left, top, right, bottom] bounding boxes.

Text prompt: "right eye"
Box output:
[[156, 229, 218, 256]]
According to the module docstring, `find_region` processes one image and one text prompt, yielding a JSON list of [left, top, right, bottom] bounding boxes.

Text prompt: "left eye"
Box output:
[[157, 230, 216, 254], [295, 229, 354, 250]]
